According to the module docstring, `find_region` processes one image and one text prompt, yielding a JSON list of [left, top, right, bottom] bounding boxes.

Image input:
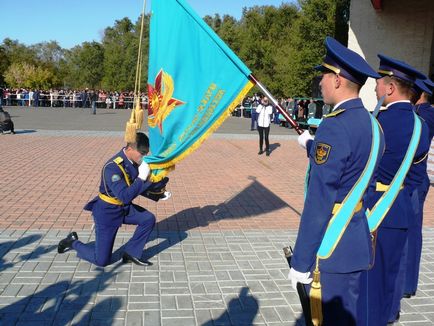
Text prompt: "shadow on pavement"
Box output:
[[202, 287, 259, 326], [0, 263, 123, 325], [144, 177, 289, 260], [14, 129, 37, 134], [269, 142, 281, 154], [0, 234, 43, 271]]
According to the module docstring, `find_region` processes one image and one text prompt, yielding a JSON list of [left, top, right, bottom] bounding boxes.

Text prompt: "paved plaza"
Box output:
[[1, 107, 434, 325]]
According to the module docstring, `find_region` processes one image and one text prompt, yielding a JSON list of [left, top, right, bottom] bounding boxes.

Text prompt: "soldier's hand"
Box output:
[[297, 130, 314, 149], [289, 267, 312, 291], [138, 161, 150, 180]]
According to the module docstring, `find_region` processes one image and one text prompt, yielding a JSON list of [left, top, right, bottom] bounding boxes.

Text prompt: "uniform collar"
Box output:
[[385, 100, 410, 108], [333, 97, 361, 110], [122, 148, 134, 165]]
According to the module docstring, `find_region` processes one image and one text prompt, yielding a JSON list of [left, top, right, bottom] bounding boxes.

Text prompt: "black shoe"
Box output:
[[58, 232, 78, 253], [403, 292, 416, 298], [266, 151, 270, 156], [387, 311, 400, 325], [122, 253, 153, 266], [258, 150, 264, 155]]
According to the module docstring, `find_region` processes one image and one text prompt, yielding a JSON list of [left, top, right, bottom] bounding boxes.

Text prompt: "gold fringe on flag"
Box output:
[[310, 258, 323, 326]]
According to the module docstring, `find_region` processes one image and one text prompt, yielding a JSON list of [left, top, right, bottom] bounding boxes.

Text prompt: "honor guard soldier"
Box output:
[[291, 36, 384, 326], [0, 107, 15, 134], [402, 77, 434, 298], [58, 132, 170, 266], [361, 55, 430, 325]]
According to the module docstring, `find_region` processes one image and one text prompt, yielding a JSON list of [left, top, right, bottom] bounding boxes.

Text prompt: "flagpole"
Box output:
[[249, 74, 303, 135]]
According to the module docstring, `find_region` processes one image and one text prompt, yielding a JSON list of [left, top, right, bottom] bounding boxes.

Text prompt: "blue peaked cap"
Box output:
[[377, 54, 425, 83], [314, 36, 380, 85], [413, 76, 433, 97]]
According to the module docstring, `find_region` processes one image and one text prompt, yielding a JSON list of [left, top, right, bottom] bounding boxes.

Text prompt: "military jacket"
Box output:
[[416, 102, 434, 143], [292, 98, 385, 273], [84, 149, 153, 227], [367, 101, 430, 228]]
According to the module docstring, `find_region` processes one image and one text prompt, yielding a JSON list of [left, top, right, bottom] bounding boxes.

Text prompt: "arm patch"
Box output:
[[314, 143, 331, 165]]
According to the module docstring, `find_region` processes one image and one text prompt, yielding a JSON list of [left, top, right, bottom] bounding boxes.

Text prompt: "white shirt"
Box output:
[[256, 104, 273, 127]]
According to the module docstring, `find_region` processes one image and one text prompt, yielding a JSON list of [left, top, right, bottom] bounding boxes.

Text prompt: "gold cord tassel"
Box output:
[[124, 108, 138, 143], [135, 100, 144, 130], [310, 258, 323, 326]]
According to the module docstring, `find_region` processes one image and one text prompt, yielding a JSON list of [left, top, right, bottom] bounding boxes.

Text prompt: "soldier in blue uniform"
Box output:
[[57, 132, 170, 266], [361, 55, 430, 325], [291, 36, 384, 325], [402, 77, 434, 298]]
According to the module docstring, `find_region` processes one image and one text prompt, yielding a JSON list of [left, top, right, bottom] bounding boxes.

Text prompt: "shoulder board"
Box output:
[[113, 157, 123, 164], [324, 108, 345, 118]]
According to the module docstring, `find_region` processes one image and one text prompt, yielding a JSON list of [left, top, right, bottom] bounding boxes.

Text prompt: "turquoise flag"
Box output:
[[144, 0, 254, 181]]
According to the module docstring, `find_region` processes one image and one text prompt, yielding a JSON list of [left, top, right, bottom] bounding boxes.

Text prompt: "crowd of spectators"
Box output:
[[0, 88, 148, 109], [237, 96, 329, 123]]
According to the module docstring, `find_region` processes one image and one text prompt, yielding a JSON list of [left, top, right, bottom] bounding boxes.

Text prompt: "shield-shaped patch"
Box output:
[[111, 174, 121, 182], [315, 143, 331, 165]]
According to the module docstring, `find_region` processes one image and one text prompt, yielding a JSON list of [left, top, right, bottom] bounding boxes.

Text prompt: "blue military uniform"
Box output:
[[291, 37, 384, 325], [71, 148, 167, 266], [403, 77, 434, 297], [361, 55, 431, 325]]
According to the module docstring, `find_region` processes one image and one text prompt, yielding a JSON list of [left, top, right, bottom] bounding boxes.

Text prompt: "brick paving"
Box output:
[[0, 107, 433, 325]]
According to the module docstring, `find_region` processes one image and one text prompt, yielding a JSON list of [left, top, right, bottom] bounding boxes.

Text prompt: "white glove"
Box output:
[[138, 161, 150, 180], [288, 267, 313, 291], [297, 130, 314, 149], [161, 191, 172, 201]]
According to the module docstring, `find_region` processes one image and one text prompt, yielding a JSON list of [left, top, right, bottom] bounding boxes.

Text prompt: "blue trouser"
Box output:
[[359, 227, 407, 326], [404, 178, 429, 295], [251, 111, 258, 130], [305, 270, 362, 325], [72, 205, 155, 266]]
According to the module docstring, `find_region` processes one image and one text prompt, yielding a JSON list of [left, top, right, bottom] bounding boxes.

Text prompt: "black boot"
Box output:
[[57, 232, 78, 253]]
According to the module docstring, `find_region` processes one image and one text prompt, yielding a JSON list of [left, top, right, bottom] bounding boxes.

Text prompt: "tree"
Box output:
[[64, 42, 104, 89], [4, 62, 56, 89], [101, 16, 149, 91], [286, 0, 339, 96]]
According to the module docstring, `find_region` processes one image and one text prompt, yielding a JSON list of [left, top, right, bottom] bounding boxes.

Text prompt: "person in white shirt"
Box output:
[[256, 96, 273, 156]]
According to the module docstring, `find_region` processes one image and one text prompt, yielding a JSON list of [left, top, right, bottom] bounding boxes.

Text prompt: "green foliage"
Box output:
[[101, 16, 149, 91], [0, 0, 350, 97], [63, 41, 104, 89], [4, 62, 56, 89]]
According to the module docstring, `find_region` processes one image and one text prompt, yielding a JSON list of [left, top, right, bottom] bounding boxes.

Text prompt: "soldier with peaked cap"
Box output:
[[402, 77, 434, 299], [359, 55, 430, 325], [57, 132, 170, 267], [290, 36, 384, 325]]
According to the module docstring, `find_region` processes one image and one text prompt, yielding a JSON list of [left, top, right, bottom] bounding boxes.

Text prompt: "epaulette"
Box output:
[[113, 157, 123, 164], [323, 108, 345, 118]]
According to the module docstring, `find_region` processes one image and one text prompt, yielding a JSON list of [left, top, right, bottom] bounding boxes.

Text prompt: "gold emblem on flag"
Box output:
[[148, 69, 185, 132]]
